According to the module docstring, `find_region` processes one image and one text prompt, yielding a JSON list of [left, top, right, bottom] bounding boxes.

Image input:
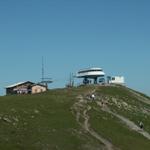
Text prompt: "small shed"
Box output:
[[31, 84, 47, 94]]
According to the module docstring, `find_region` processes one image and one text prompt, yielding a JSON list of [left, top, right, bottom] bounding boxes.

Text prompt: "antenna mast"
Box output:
[[42, 56, 44, 82], [41, 57, 53, 89]]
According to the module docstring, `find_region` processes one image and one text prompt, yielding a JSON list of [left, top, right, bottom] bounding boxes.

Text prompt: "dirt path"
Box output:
[[83, 104, 114, 150], [96, 102, 150, 140], [72, 95, 114, 150]]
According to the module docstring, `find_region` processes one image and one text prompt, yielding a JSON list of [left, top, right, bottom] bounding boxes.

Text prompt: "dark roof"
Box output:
[[5, 81, 35, 89]]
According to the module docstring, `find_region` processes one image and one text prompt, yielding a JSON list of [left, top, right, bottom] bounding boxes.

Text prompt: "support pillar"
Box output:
[[94, 77, 98, 84]]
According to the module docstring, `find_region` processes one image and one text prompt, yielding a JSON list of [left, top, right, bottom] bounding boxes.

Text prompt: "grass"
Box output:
[[0, 89, 103, 150], [0, 85, 150, 150], [89, 108, 150, 150], [96, 86, 150, 132]]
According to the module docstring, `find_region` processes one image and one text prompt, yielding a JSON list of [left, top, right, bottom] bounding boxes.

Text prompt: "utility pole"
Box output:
[[69, 73, 74, 87], [42, 56, 44, 83]]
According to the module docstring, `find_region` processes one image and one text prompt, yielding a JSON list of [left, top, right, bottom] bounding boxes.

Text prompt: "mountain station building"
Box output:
[[5, 81, 47, 95]]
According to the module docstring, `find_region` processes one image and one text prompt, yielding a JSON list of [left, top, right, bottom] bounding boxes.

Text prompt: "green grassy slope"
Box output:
[[0, 88, 104, 150], [0, 86, 150, 150], [96, 86, 150, 133]]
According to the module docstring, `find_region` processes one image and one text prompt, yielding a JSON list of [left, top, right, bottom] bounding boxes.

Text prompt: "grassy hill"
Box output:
[[0, 85, 150, 150]]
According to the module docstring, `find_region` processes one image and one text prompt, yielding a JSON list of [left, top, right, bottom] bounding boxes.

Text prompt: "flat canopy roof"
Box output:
[[78, 67, 103, 73], [77, 67, 105, 78]]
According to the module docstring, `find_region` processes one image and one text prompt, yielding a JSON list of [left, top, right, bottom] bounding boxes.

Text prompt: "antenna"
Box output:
[[42, 56, 44, 82], [41, 57, 53, 89], [66, 72, 74, 88]]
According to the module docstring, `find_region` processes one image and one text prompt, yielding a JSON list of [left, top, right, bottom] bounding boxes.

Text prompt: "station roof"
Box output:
[[5, 81, 34, 88], [78, 67, 103, 72]]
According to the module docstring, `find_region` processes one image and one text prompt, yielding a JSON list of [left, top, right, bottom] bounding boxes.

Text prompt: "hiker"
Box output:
[[139, 122, 144, 129], [91, 94, 95, 100]]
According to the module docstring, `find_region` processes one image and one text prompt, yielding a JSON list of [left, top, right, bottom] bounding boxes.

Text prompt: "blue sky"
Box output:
[[0, 0, 150, 95]]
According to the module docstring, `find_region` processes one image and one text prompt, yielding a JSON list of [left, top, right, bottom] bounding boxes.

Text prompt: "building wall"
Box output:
[[6, 88, 15, 95], [32, 85, 47, 94], [6, 84, 32, 95], [109, 76, 125, 84]]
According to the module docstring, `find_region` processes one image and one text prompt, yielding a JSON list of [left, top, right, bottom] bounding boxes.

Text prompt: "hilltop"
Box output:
[[0, 85, 150, 150]]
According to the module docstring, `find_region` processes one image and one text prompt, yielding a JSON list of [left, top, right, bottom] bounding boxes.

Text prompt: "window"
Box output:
[[112, 77, 115, 80]]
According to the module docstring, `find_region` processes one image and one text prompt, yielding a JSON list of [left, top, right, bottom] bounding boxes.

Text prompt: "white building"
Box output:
[[107, 76, 125, 85], [76, 67, 105, 84]]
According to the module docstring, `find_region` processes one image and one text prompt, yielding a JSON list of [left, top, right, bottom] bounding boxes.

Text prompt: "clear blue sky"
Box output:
[[0, 0, 150, 95]]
